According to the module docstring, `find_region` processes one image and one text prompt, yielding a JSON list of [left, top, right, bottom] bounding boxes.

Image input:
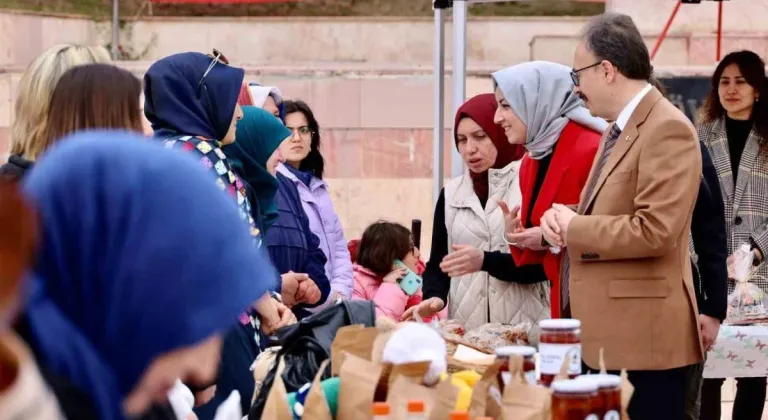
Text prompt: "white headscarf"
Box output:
[[247, 85, 283, 108], [492, 61, 608, 160]]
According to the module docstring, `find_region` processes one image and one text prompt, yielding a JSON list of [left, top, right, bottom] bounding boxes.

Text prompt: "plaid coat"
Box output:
[[697, 117, 768, 293]]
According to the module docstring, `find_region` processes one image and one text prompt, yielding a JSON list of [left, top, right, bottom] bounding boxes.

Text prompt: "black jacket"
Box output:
[[691, 142, 728, 321]]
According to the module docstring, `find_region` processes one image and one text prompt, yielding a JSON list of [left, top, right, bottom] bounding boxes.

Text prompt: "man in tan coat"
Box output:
[[541, 13, 703, 420]]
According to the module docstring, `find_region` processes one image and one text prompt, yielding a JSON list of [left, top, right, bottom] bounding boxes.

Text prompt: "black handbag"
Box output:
[[248, 301, 376, 418]]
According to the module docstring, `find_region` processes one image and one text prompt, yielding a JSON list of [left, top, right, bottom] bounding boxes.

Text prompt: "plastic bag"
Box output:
[[727, 243, 768, 322], [462, 322, 531, 353]]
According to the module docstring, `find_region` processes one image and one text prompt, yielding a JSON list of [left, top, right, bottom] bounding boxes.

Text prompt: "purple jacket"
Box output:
[[278, 164, 353, 301]]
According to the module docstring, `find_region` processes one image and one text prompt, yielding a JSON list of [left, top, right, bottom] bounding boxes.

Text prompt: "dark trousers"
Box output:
[[700, 377, 766, 420], [584, 362, 690, 420]]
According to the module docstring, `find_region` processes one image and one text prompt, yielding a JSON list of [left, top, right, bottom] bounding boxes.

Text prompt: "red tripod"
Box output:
[[650, 0, 726, 62]]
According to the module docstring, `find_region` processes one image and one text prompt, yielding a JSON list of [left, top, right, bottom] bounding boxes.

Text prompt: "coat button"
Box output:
[[735, 216, 743, 225]]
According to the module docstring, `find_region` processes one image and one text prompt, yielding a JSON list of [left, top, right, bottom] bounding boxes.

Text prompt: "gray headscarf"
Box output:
[[492, 61, 608, 160]]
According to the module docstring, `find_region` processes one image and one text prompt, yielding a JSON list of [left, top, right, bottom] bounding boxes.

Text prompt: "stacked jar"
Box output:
[[538, 319, 582, 386], [551, 379, 599, 420]]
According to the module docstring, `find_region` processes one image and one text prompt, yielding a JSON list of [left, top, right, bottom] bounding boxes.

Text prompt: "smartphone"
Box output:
[[394, 259, 423, 296]]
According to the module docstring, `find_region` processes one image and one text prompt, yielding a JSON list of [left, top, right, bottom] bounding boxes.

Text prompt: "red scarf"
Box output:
[[454, 94, 525, 204]]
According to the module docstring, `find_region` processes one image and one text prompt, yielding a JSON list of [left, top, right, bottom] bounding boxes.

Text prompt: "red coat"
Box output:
[[510, 121, 601, 318]]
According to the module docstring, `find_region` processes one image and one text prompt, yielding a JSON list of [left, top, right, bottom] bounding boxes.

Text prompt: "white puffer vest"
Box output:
[[444, 161, 551, 331]]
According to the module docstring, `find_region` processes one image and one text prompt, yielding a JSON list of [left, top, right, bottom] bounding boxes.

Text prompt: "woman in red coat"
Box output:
[[492, 61, 606, 318]]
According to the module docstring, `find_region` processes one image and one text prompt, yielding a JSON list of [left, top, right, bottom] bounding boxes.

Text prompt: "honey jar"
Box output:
[[495, 345, 537, 390], [538, 319, 582, 386], [588, 374, 622, 419], [551, 379, 599, 420]]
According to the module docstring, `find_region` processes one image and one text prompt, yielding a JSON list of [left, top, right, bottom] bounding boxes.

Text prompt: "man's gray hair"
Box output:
[[582, 13, 652, 81]]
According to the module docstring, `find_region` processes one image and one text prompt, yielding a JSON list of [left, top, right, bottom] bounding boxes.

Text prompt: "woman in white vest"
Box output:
[[403, 93, 552, 330]]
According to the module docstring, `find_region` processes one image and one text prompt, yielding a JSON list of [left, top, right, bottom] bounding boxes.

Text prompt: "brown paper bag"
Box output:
[[371, 329, 395, 365], [331, 325, 380, 375], [337, 352, 383, 420], [302, 359, 333, 420], [620, 369, 634, 420], [428, 379, 460, 420], [374, 361, 431, 402], [501, 355, 551, 420], [387, 375, 437, 419], [262, 357, 292, 420], [469, 360, 503, 418]]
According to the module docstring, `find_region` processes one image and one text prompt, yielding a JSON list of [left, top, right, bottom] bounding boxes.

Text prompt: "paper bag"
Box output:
[[620, 369, 634, 420], [387, 375, 437, 419], [302, 359, 333, 420], [331, 325, 380, 375], [501, 355, 551, 420], [428, 379, 460, 420], [371, 329, 395, 365], [337, 352, 383, 420], [468, 360, 502, 418], [262, 358, 292, 420]]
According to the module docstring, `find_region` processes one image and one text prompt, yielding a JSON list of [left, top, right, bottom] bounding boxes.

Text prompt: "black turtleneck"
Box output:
[[725, 116, 753, 182]]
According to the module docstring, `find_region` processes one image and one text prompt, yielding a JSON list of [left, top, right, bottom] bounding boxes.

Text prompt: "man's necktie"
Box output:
[[560, 123, 622, 317]]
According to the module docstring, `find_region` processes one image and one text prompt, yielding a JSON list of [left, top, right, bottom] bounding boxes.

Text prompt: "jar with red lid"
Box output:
[[551, 379, 599, 420], [585, 374, 622, 419], [495, 346, 537, 390], [538, 319, 582, 386]]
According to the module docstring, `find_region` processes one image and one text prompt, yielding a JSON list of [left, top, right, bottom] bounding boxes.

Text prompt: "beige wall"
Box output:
[[1, 4, 766, 252]]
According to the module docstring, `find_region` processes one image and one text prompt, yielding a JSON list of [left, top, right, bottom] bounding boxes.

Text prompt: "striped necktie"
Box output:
[[560, 123, 622, 317]]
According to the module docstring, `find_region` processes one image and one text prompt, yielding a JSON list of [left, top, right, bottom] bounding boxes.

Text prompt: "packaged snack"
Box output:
[[462, 323, 531, 354], [727, 243, 768, 323]]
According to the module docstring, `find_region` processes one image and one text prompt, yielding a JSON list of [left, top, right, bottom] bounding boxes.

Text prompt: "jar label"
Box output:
[[585, 415, 599, 420], [604, 410, 620, 420], [538, 343, 581, 375]]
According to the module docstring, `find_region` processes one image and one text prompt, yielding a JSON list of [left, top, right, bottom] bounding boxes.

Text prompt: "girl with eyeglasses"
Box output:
[[274, 100, 354, 310]]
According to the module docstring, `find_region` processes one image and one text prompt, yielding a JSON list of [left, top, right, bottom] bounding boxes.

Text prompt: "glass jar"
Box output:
[[551, 379, 599, 420], [589, 374, 622, 420], [495, 346, 537, 390], [538, 319, 582, 386]]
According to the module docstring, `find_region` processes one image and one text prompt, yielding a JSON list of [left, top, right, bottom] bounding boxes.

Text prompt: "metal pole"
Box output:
[[433, 5, 447, 206], [111, 0, 120, 60], [451, 0, 468, 179], [716, 0, 723, 61]]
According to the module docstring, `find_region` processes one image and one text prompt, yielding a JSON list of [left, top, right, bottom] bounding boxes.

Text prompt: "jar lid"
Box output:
[[551, 379, 598, 394], [494, 345, 536, 357], [539, 319, 581, 330], [583, 374, 622, 388]]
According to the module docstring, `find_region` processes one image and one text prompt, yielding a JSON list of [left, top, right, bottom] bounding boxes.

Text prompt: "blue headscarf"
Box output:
[[22, 132, 273, 420], [223, 107, 291, 232], [144, 52, 244, 140]]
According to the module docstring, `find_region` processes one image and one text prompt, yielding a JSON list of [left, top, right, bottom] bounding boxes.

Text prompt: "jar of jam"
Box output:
[[587, 374, 622, 420], [538, 319, 582, 386], [495, 346, 537, 390], [551, 379, 599, 420]]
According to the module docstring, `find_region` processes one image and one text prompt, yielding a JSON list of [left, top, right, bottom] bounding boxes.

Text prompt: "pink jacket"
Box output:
[[352, 264, 447, 321], [352, 264, 421, 321]]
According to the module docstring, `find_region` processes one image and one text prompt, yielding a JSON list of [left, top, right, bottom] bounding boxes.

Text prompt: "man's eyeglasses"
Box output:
[[197, 49, 230, 94], [570, 61, 602, 87]]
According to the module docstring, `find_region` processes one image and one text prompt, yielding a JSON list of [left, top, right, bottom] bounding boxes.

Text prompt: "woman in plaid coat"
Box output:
[[697, 50, 768, 420]]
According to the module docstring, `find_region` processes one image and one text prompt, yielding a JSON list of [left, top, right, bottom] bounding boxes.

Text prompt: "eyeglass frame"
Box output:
[[287, 126, 314, 138], [197, 49, 230, 97], [570, 61, 603, 87]]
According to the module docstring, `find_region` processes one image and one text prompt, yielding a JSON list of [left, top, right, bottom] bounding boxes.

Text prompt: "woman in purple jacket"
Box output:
[[277, 100, 354, 307]]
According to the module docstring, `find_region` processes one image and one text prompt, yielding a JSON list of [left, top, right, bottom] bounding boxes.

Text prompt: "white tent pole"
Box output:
[[450, 0, 468, 179], [432, 4, 447, 206], [111, 0, 120, 59]]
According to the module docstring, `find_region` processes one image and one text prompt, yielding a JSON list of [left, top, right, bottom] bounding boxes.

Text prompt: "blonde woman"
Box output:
[[0, 44, 109, 180]]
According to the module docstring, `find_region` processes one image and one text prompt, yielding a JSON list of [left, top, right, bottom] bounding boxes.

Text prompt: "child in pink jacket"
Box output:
[[352, 221, 443, 322]]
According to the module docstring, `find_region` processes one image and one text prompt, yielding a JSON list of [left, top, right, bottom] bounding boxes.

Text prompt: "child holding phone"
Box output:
[[352, 221, 440, 322]]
